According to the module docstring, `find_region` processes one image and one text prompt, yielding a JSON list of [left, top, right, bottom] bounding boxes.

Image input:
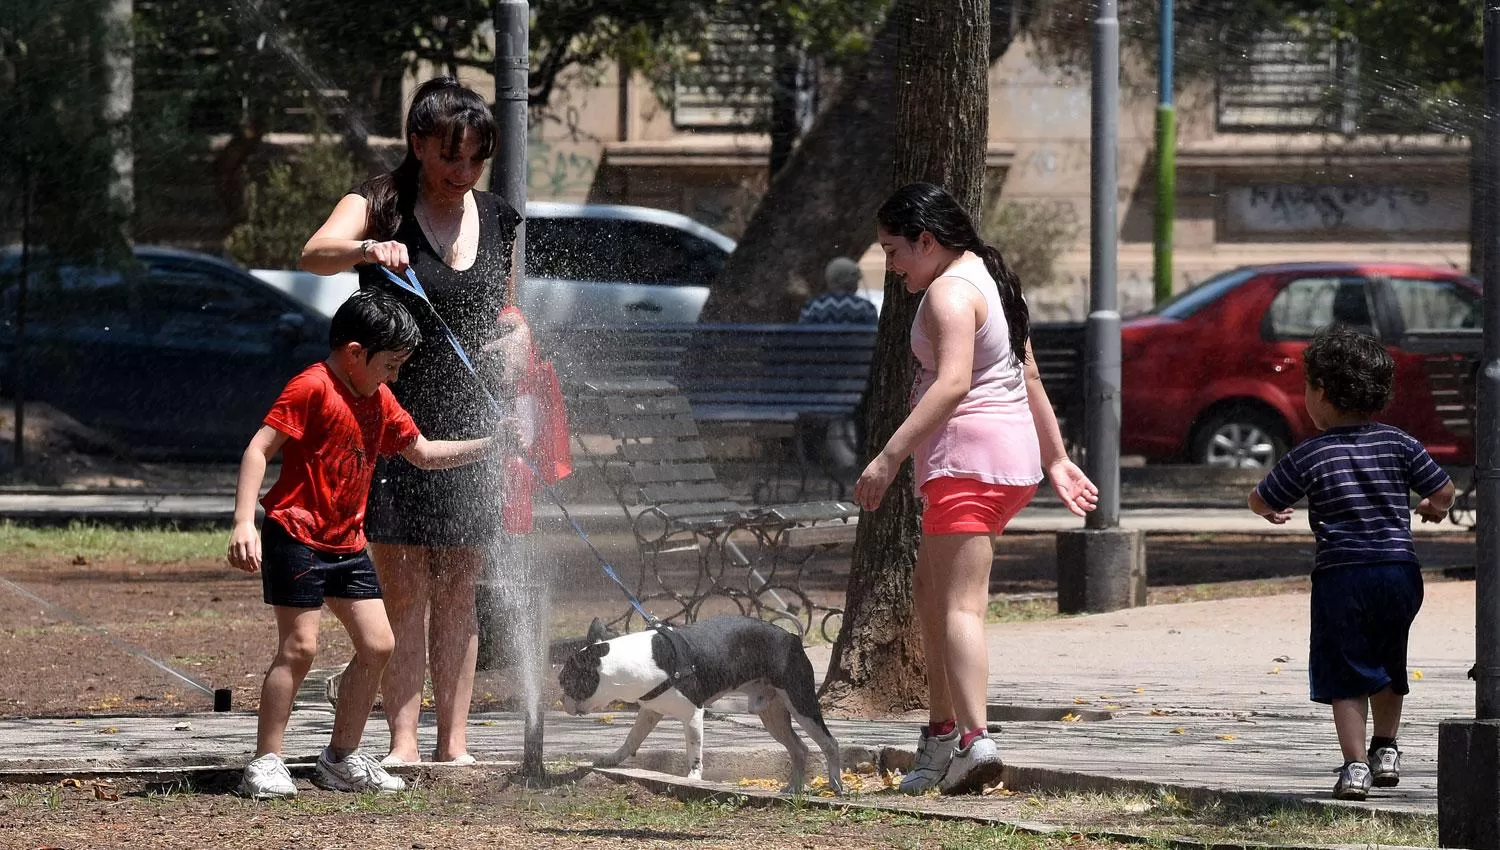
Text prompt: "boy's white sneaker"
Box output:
[[940, 732, 1005, 795], [240, 752, 298, 799], [313, 747, 407, 793], [1369, 745, 1400, 787], [898, 726, 958, 794], [1333, 761, 1372, 801]]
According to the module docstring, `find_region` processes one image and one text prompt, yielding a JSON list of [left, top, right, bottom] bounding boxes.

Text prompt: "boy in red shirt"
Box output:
[[227, 289, 509, 798]]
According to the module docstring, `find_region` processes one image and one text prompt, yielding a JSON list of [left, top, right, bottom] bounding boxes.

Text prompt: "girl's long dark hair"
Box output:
[[876, 181, 1030, 364], [363, 77, 498, 240]]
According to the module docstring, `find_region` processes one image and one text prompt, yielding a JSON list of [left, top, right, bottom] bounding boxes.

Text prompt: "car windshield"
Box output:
[[1153, 268, 1260, 319]]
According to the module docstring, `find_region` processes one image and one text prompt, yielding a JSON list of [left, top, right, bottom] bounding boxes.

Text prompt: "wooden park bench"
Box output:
[[567, 378, 859, 641], [542, 323, 877, 500]]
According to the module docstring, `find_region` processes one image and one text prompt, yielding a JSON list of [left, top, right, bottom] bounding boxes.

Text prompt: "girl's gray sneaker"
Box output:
[[240, 752, 297, 799], [939, 732, 1005, 795], [313, 747, 407, 793], [1333, 761, 1372, 801], [1369, 745, 1400, 787], [898, 726, 958, 794]]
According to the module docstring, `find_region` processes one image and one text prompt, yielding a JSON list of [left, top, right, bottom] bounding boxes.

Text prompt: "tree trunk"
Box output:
[[820, 0, 991, 717], [696, 10, 900, 322], [767, 43, 802, 181]]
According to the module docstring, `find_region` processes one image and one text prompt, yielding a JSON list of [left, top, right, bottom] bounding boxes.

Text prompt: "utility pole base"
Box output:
[[1439, 718, 1500, 848], [1055, 528, 1145, 614]]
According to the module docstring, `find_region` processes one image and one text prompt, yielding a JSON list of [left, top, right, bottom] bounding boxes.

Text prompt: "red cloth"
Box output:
[[498, 307, 573, 533], [261, 362, 420, 552]]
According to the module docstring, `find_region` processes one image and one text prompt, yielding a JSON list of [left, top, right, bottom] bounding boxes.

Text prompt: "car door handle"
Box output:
[[625, 301, 663, 313], [1263, 356, 1296, 373]]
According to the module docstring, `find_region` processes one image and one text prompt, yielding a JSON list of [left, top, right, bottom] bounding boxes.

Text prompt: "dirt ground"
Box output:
[[0, 528, 1476, 719]]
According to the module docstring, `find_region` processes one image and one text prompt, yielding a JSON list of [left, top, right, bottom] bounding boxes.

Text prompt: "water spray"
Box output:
[[0, 575, 232, 711]]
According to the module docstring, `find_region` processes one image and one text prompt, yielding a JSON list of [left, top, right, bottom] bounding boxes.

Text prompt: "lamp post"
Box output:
[[1055, 0, 1146, 615], [1437, 3, 1500, 846]]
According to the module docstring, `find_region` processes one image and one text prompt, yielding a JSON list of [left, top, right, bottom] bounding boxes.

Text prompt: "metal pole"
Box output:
[[492, 0, 541, 777], [14, 161, 29, 472], [1085, 0, 1121, 530], [1152, 0, 1175, 305], [1476, 0, 1500, 721]]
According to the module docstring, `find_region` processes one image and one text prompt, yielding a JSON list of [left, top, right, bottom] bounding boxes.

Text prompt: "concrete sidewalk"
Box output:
[[0, 489, 1475, 537], [0, 579, 1477, 820]]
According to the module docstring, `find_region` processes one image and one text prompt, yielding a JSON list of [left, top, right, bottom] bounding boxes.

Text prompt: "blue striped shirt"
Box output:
[[1254, 423, 1450, 571]]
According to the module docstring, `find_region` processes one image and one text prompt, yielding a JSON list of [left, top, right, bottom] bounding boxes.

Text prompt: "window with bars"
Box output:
[[671, 17, 816, 131], [1216, 31, 1353, 133]]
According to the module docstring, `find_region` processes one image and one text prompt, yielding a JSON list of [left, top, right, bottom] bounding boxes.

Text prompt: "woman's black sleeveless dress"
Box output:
[[352, 184, 521, 547]]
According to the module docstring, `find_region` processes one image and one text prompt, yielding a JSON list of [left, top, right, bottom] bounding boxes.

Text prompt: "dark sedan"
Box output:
[[0, 246, 331, 457]]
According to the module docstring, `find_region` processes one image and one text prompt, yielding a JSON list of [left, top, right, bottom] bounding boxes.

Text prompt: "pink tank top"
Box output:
[[909, 253, 1043, 491]]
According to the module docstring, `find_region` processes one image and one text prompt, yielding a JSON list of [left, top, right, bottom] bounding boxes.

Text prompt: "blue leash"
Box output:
[[376, 266, 661, 626]]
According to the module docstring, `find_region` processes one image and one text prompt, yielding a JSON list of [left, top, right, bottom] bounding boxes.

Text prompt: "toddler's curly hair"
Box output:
[[1302, 325, 1393, 415]]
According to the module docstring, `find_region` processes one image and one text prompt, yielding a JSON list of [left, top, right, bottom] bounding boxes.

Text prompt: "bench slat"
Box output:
[[604, 395, 694, 416], [618, 440, 710, 462], [613, 416, 701, 439], [628, 462, 717, 484], [639, 482, 735, 504], [779, 521, 861, 548]]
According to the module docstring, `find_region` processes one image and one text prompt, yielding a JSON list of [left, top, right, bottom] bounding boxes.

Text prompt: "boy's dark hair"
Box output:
[[329, 289, 422, 359], [1303, 324, 1393, 415]]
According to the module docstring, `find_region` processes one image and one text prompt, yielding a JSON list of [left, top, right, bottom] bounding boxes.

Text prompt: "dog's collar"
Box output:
[[636, 622, 696, 703]]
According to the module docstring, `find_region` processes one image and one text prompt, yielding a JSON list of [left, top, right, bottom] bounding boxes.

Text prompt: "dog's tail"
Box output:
[[785, 646, 834, 735]]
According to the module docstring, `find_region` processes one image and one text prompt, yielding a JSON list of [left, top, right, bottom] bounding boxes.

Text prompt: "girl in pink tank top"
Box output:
[[854, 183, 1098, 796]]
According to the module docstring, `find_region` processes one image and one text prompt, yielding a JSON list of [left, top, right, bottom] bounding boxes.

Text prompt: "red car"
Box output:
[[1119, 262, 1481, 467]]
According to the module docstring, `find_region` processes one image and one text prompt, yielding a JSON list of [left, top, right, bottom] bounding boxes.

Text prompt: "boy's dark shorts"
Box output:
[[260, 519, 382, 609], [1308, 561, 1424, 704]]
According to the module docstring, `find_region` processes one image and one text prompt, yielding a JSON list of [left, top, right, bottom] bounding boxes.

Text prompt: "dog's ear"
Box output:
[[586, 617, 618, 644], [587, 641, 611, 659]]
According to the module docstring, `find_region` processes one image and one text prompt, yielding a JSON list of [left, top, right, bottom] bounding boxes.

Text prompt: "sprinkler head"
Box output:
[[213, 688, 232, 712]]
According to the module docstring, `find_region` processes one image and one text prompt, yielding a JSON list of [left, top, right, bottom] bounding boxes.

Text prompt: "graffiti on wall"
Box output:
[[527, 107, 599, 200], [1226, 184, 1468, 233]]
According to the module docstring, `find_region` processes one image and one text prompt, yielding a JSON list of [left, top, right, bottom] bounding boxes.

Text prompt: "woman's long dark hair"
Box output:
[[876, 181, 1030, 364], [363, 77, 499, 240]]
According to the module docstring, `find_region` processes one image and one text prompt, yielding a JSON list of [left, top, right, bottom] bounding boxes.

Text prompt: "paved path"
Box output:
[[0, 579, 1478, 819], [0, 490, 1474, 536]]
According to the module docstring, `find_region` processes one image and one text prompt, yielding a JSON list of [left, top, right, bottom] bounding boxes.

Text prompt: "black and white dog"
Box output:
[[558, 615, 843, 794]]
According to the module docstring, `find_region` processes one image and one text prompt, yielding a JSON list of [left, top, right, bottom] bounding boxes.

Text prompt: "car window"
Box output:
[[526, 218, 622, 282], [0, 265, 137, 331], [1154, 268, 1258, 319], [616, 222, 726, 286], [138, 263, 286, 338], [1264, 276, 1374, 339], [1385, 277, 1479, 332]]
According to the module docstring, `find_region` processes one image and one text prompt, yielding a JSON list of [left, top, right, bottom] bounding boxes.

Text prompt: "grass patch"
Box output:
[[986, 595, 1063, 624], [1011, 787, 1435, 847], [0, 521, 224, 563]]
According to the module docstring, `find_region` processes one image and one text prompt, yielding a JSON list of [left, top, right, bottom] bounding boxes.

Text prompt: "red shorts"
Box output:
[[919, 476, 1038, 535]]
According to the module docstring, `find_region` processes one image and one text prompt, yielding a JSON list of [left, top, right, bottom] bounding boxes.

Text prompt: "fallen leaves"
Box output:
[[1060, 712, 1082, 723], [1413, 670, 1424, 681]]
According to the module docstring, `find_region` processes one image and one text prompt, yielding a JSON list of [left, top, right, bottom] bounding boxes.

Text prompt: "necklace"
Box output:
[[416, 196, 467, 261]]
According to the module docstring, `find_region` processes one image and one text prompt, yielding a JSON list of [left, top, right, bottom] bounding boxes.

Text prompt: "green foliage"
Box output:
[[980, 200, 1079, 290], [225, 137, 356, 270]]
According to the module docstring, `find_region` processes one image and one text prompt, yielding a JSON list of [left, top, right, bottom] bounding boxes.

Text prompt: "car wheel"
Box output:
[[1190, 407, 1289, 469]]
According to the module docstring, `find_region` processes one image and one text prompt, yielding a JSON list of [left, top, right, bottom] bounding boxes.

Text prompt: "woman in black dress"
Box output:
[[300, 77, 520, 765]]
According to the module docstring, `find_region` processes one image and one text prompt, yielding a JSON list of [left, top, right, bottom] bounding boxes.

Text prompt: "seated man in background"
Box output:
[[799, 257, 878, 325]]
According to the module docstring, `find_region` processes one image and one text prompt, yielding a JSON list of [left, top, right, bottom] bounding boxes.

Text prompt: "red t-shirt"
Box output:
[[260, 362, 420, 553]]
